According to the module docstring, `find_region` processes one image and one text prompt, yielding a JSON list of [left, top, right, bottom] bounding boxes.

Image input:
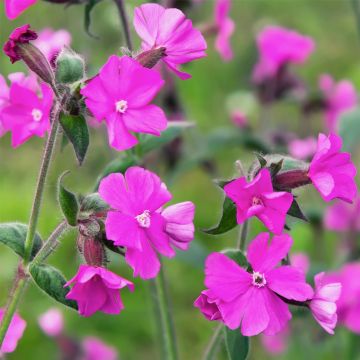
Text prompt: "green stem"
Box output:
[[114, 0, 133, 51], [202, 324, 224, 360], [237, 221, 249, 251], [152, 266, 178, 360], [351, 0, 360, 42]]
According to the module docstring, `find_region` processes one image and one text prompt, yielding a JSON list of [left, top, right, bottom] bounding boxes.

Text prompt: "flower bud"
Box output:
[[3, 25, 55, 86], [136, 47, 166, 69], [80, 235, 106, 267], [55, 48, 86, 84]]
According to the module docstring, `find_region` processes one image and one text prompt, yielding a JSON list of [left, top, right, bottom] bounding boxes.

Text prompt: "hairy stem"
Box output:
[[237, 221, 249, 251], [114, 0, 133, 51], [202, 323, 223, 360], [152, 266, 178, 360]]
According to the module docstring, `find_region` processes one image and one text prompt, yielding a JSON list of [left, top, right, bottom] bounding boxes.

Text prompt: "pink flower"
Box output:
[[200, 233, 313, 336], [81, 55, 167, 151], [319, 74, 357, 133], [324, 197, 360, 232], [194, 290, 222, 321], [82, 337, 118, 360], [261, 325, 289, 354], [38, 308, 64, 337], [252, 26, 315, 83], [308, 133, 357, 203], [133, 3, 207, 80], [0, 309, 26, 353], [214, 0, 234, 61], [65, 265, 134, 317], [224, 168, 293, 235], [231, 110, 247, 128], [288, 137, 317, 160], [4, 0, 37, 20], [33, 28, 72, 62], [99, 167, 195, 279], [309, 272, 341, 335], [3, 24, 38, 63], [1, 82, 53, 148], [291, 252, 310, 274]]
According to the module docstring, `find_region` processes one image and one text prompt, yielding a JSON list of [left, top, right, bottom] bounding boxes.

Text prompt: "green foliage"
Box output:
[[58, 172, 79, 226], [338, 108, 360, 152], [224, 327, 249, 360], [222, 249, 248, 268]]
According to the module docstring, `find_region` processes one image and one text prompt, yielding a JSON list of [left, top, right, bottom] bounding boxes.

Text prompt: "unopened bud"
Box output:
[[136, 47, 166, 69], [81, 236, 105, 267], [56, 48, 85, 84]]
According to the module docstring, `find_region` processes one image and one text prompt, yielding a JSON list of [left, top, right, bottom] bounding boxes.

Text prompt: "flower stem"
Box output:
[[152, 266, 178, 360], [114, 0, 133, 51], [202, 323, 224, 360], [237, 221, 249, 251]]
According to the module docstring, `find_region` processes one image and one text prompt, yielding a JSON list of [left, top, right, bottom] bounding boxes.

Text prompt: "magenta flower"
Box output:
[[34, 28, 72, 62], [200, 233, 313, 336], [231, 110, 247, 128], [309, 272, 341, 335], [3, 24, 38, 63], [4, 0, 37, 20], [38, 308, 64, 337], [82, 337, 118, 360], [291, 252, 310, 274], [319, 74, 357, 133], [65, 265, 134, 317], [214, 0, 235, 61], [1, 82, 53, 148], [309, 133, 357, 203], [261, 325, 289, 355], [325, 197, 360, 232], [252, 26, 315, 83], [224, 168, 293, 235], [288, 137, 317, 160], [99, 167, 195, 279], [133, 3, 207, 80], [194, 290, 222, 321], [0, 309, 26, 353], [81, 55, 167, 151]]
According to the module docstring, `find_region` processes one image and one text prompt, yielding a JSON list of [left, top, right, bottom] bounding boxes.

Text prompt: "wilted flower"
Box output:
[[0, 309, 26, 353], [194, 290, 222, 321], [309, 272, 341, 335], [81, 56, 167, 151], [38, 308, 64, 337], [199, 233, 313, 336], [319, 74, 357, 133], [99, 167, 195, 279], [65, 265, 134, 317], [1, 82, 53, 147], [288, 137, 317, 160], [133, 3, 207, 79], [214, 0, 235, 61], [224, 168, 293, 234], [4, 0, 37, 20], [82, 337, 118, 360], [309, 133, 357, 203]]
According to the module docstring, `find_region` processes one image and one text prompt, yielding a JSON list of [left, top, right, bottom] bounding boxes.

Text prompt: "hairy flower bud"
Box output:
[[136, 47, 166, 69], [81, 236, 106, 267], [55, 48, 86, 84]]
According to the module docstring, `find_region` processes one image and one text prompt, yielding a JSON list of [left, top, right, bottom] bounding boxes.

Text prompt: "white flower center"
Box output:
[[135, 210, 151, 228], [32, 108, 43, 122], [115, 100, 128, 114], [252, 271, 267, 288], [252, 196, 263, 206]]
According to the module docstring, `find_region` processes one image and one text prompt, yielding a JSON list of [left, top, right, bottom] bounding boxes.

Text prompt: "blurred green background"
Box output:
[[0, 0, 360, 359]]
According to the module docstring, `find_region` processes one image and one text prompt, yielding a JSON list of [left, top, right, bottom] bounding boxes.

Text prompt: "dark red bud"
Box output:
[[274, 169, 311, 191], [136, 47, 166, 69], [82, 236, 105, 267]]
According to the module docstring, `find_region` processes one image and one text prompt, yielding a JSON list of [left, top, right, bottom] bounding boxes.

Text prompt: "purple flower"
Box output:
[[81, 337, 118, 360], [194, 290, 222, 321], [288, 137, 317, 160], [230, 110, 247, 128], [133, 3, 207, 79], [4, 0, 37, 20], [99, 167, 195, 279], [319, 74, 357, 133], [214, 0, 235, 61], [1, 82, 53, 148], [81, 56, 167, 151], [65, 265, 134, 317], [309, 133, 357, 203], [224, 168, 293, 234], [309, 272, 341, 335], [38, 308, 64, 337], [0, 309, 26, 353], [3, 24, 38, 63], [252, 26, 315, 83], [199, 233, 313, 336]]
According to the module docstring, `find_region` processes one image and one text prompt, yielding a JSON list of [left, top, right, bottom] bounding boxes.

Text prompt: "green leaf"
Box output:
[[287, 199, 308, 222], [338, 108, 360, 152], [224, 327, 249, 360], [60, 113, 89, 165], [269, 159, 284, 178], [255, 153, 267, 168], [80, 193, 109, 213], [0, 223, 42, 260], [204, 197, 237, 235], [140, 122, 192, 154], [58, 171, 79, 226], [29, 264, 78, 310], [84, 0, 101, 38], [222, 249, 248, 268]]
